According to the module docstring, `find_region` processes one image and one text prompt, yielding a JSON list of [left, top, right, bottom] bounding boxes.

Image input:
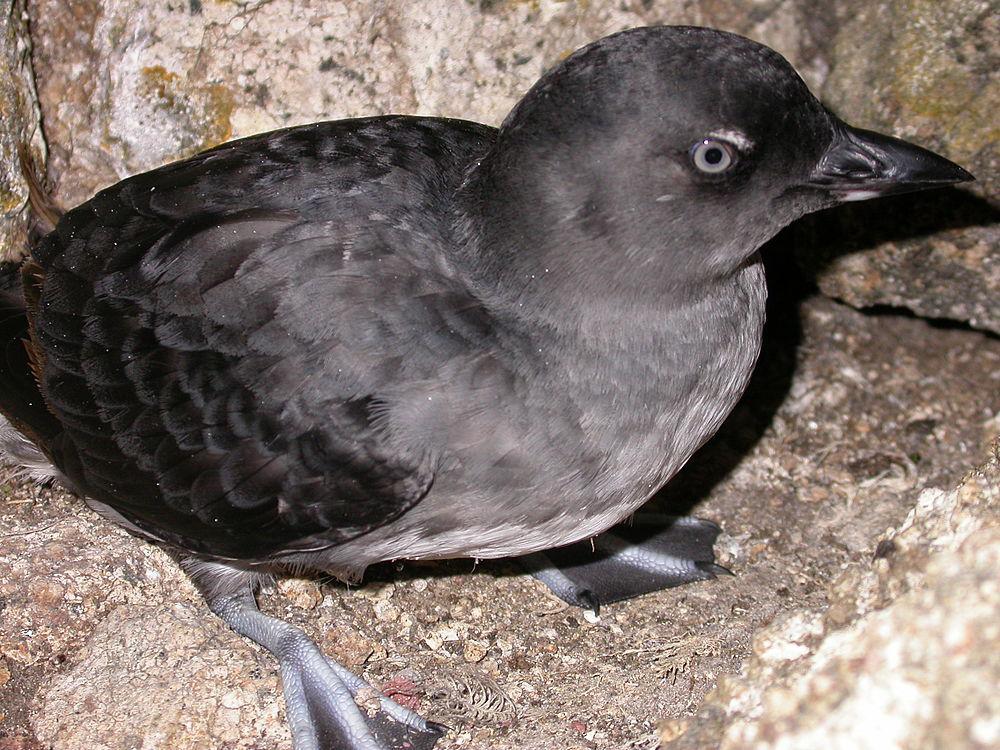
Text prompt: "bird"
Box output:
[[0, 24, 971, 750]]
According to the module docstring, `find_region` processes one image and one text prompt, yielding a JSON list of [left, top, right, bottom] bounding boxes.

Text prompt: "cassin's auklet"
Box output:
[[0, 25, 972, 750]]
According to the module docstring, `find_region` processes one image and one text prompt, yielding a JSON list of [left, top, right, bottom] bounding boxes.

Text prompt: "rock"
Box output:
[[0, 0, 46, 262], [794, 0, 999, 334], [661, 445, 1000, 750], [275, 578, 323, 610], [32, 603, 288, 750], [27, 0, 829, 208], [23, 0, 998, 328]]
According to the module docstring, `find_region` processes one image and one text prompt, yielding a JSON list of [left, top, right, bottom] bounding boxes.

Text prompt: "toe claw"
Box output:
[[425, 721, 450, 736], [577, 588, 601, 614], [697, 561, 734, 577], [521, 516, 729, 607]]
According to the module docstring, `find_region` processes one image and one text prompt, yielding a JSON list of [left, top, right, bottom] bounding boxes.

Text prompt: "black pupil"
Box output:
[[704, 146, 724, 165]]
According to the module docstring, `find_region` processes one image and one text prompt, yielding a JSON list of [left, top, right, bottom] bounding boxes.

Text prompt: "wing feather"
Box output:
[[26, 118, 498, 559]]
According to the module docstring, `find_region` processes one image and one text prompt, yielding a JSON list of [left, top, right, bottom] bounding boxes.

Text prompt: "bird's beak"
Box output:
[[808, 118, 974, 202]]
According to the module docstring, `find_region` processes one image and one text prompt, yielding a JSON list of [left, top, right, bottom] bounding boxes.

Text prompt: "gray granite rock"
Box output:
[[22, 1, 996, 327], [660, 446, 1000, 750], [28, 0, 827, 207]]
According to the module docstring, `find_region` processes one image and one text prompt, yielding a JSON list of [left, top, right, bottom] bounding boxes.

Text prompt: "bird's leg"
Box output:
[[519, 514, 731, 613], [205, 585, 444, 750]]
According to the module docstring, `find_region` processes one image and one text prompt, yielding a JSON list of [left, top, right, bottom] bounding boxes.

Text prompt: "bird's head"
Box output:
[[460, 26, 971, 307]]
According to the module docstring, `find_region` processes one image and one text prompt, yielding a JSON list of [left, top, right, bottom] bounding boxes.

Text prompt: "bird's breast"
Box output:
[[309, 261, 767, 572]]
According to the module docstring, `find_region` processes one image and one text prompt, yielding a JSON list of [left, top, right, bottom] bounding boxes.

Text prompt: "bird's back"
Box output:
[[20, 115, 500, 560]]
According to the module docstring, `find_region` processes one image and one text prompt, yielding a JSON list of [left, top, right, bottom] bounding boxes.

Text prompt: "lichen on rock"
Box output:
[[795, 0, 999, 334], [0, 0, 46, 262]]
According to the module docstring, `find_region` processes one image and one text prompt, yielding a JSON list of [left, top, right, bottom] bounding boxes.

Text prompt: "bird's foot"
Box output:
[[209, 588, 443, 750], [519, 514, 730, 613]]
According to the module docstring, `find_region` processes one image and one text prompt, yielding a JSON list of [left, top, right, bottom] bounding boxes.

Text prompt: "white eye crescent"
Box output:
[[691, 139, 736, 174]]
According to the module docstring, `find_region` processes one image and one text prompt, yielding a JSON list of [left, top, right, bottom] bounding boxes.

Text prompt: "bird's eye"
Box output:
[[691, 139, 736, 174]]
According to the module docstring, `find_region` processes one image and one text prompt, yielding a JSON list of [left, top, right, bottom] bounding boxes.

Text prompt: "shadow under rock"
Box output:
[[792, 186, 997, 278], [856, 303, 1000, 340]]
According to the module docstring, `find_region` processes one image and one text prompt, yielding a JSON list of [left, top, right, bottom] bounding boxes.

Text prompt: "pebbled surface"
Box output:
[[664, 446, 1000, 750]]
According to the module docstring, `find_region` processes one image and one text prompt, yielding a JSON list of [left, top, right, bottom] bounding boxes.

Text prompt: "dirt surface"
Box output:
[[2, 248, 998, 749]]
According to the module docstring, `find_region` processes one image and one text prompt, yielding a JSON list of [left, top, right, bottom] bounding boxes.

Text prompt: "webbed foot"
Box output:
[[209, 588, 444, 750], [520, 514, 730, 612]]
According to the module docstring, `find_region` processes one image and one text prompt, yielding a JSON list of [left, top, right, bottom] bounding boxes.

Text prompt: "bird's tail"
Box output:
[[0, 149, 64, 480], [0, 261, 61, 478], [17, 142, 64, 237]]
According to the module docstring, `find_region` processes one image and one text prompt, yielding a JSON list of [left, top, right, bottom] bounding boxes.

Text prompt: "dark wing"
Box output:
[[28, 117, 494, 560]]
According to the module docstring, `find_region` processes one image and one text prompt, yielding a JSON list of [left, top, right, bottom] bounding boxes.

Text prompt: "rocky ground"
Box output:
[[0, 1, 997, 749], [2, 257, 997, 750]]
